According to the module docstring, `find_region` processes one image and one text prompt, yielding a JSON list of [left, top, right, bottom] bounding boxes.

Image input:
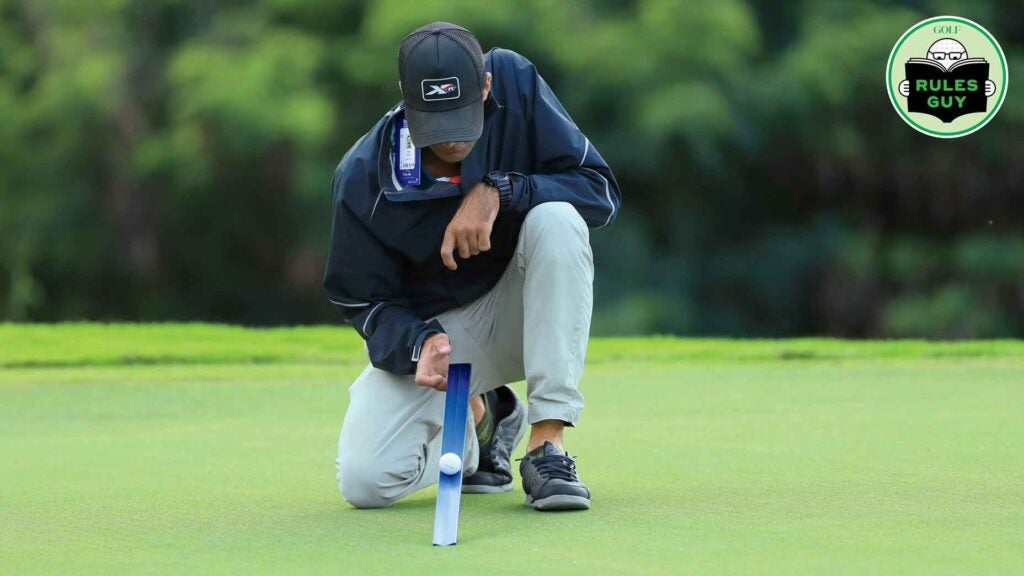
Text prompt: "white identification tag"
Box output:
[[393, 113, 420, 187], [399, 125, 417, 171]]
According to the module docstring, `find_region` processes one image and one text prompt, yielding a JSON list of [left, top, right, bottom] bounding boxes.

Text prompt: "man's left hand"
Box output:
[[440, 182, 500, 270]]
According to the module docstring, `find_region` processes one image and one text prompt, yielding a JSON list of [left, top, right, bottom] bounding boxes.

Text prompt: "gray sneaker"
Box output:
[[518, 441, 591, 511], [462, 386, 527, 494]]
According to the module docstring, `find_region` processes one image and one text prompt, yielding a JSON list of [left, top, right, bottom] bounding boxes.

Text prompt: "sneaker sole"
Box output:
[[525, 493, 591, 511], [462, 482, 513, 494]]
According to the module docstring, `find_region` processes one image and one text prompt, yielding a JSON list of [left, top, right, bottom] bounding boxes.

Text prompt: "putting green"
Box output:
[[1, 325, 1022, 574]]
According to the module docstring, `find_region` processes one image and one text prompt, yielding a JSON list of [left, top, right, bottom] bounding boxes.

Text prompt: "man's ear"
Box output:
[[482, 72, 492, 101]]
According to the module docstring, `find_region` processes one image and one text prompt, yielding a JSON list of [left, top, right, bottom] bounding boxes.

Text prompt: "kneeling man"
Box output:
[[323, 22, 621, 511]]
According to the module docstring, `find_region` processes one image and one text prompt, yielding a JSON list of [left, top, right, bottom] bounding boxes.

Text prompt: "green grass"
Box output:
[[2, 324, 1022, 574], [3, 322, 1023, 368]]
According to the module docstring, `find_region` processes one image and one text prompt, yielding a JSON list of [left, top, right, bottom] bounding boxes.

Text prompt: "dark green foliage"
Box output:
[[1, 1, 1020, 336]]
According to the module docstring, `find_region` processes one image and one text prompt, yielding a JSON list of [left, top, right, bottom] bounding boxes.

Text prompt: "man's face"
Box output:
[[428, 140, 477, 163], [401, 72, 491, 164]]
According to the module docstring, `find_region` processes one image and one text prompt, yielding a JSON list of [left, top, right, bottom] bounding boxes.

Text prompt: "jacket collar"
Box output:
[[376, 95, 503, 197]]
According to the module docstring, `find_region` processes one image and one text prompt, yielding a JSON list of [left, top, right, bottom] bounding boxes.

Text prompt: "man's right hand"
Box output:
[[415, 333, 451, 391], [440, 182, 500, 270]]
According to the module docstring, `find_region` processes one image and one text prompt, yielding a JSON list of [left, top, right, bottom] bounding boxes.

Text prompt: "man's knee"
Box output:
[[337, 462, 398, 509], [524, 202, 588, 238], [337, 445, 435, 509], [522, 202, 591, 263]]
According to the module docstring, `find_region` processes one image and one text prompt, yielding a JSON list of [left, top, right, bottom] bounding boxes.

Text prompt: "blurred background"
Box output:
[[1, 0, 1021, 338]]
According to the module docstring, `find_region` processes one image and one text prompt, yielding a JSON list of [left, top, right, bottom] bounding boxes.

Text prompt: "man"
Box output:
[[324, 22, 620, 511]]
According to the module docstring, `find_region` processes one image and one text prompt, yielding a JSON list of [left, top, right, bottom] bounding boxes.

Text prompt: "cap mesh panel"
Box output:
[[399, 22, 485, 83]]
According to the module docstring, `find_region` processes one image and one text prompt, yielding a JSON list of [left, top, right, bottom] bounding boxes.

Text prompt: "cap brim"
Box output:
[[405, 101, 483, 148]]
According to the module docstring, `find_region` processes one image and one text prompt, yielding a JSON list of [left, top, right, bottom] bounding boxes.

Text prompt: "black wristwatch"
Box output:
[[483, 171, 513, 212]]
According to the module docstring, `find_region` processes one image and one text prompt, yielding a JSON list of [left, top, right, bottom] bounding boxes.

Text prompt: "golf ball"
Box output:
[[439, 452, 462, 476]]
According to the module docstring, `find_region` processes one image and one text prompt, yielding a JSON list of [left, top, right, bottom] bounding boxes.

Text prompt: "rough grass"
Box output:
[[2, 323, 1022, 368], [1, 324, 1022, 575]]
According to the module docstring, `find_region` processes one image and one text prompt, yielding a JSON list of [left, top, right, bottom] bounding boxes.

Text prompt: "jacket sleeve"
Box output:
[[323, 175, 444, 375], [503, 55, 621, 228]]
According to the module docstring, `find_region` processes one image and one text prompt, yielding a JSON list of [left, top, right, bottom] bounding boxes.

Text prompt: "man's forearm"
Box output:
[[506, 168, 620, 228]]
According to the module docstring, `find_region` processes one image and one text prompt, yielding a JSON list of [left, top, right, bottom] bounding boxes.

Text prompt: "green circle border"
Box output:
[[886, 16, 1008, 138]]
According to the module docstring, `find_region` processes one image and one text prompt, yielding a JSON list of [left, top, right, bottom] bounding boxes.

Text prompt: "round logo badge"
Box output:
[[886, 16, 1008, 138]]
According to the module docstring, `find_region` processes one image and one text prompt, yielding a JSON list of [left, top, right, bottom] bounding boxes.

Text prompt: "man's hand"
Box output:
[[415, 333, 451, 391], [440, 182, 500, 270]]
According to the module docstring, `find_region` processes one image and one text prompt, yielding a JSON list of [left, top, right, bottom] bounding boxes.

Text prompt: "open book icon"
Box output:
[[904, 58, 989, 123]]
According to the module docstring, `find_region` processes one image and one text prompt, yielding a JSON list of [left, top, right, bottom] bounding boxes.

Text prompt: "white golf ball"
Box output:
[[439, 452, 462, 476]]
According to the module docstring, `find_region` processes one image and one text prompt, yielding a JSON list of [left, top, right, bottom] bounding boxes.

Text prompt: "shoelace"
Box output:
[[522, 454, 579, 482]]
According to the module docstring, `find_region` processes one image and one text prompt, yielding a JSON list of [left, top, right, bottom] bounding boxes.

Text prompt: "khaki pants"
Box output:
[[336, 202, 594, 508]]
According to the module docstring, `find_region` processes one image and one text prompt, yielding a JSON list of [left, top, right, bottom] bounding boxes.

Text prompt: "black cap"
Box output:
[[398, 22, 485, 148]]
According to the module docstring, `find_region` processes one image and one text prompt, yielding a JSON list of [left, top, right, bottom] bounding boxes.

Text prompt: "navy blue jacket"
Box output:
[[323, 48, 621, 375]]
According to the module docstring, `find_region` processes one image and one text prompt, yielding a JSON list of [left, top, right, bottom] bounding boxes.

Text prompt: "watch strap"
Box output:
[[485, 171, 513, 212]]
